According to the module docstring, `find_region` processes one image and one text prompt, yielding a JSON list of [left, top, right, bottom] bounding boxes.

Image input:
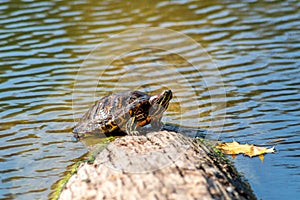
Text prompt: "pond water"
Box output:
[[0, 0, 299, 199]]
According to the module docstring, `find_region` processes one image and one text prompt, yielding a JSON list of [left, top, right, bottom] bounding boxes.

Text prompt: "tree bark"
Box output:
[[59, 131, 256, 200]]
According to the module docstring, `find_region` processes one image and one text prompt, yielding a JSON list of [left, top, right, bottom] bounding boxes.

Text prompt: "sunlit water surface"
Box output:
[[0, 0, 299, 199]]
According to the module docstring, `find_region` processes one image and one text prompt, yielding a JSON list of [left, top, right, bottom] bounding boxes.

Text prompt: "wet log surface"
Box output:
[[59, 131, 256, 200]]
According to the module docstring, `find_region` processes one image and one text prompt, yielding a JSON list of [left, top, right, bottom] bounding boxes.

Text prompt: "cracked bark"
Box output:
[[59, 131, 256, 200]]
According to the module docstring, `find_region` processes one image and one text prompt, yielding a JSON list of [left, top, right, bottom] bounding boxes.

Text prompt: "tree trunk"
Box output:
[[59, 131, 256, 200]]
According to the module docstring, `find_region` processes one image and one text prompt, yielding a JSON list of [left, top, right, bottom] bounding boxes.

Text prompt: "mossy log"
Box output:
[[59, 131, 256, 200]]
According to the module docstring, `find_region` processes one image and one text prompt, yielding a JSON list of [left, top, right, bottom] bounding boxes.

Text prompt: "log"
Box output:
[[59, 131, 256, 200]]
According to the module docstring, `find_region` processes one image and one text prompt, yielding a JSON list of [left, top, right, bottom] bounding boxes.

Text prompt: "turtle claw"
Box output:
[[129, 131, 140, 136]]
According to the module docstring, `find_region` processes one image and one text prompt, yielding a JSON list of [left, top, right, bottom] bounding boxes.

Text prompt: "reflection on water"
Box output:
[[0, 0, 299, 199]]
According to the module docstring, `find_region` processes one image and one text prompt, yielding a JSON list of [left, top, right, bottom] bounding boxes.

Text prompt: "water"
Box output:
[[0, 0, 299, 199]]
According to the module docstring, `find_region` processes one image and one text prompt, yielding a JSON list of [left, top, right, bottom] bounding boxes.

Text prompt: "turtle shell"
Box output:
[[73, 90, 172, 137]]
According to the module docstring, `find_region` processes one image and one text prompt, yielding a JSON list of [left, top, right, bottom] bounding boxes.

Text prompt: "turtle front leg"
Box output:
[[150, 116, 163, 131], [125, 117, 140, 136]]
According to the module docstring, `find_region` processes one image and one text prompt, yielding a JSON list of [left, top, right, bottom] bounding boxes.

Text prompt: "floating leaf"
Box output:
[[216, 141, 275, 161]]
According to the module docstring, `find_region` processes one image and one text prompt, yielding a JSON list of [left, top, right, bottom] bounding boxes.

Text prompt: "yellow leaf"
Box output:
[[216, 141, 275, 158], [231, 154, 236, 160], [259, 154, 265, 162]]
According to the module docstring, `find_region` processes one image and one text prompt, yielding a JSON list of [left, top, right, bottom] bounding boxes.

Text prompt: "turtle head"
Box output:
[[149, 90, 172, 112], [128, 90, 172, 133]]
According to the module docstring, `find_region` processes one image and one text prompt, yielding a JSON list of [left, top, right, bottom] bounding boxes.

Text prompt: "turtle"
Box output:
[[73, 90, 172, 138]]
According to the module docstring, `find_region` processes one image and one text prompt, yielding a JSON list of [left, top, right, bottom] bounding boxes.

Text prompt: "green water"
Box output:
[[0, 0, 299, 199]]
